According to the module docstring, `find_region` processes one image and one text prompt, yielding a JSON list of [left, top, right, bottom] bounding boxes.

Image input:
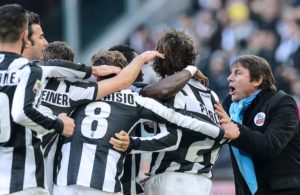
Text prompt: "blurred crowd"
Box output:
[[127, 0, 300, 103]]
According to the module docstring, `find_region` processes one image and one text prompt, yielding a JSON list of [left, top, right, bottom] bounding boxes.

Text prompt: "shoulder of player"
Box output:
[[187, 79, 209, 91]]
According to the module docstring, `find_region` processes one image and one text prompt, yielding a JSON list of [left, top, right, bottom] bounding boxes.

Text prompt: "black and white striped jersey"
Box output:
[[39, 78, 98, 155], [131, 80, 227, 177], [12, 59, 92, 134], [122, 83, 153, 195], [0, 52, 92, 194], [54, 89, 224, 193], [121, 120, 155, 195]]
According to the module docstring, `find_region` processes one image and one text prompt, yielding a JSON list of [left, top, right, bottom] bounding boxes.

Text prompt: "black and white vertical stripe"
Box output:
[[0, 52, 45, 194], [0, 53, 94, 194], [132, 80, 226, 176], [54, 89, 223, 193]]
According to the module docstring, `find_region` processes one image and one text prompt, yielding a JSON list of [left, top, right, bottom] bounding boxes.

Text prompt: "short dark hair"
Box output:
[[92, 50, 127, 80], [153, 29, 196, 78], [0, 4, 27, 43], [109, 44, 143, 82], [109, 44, 137, 62], [42, 41, 74, 62], [231, 55, 277, 92], [26, 11, 40, 45]]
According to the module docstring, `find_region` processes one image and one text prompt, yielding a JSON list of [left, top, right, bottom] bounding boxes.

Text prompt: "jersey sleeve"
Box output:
[[37, 60, 92, 79], [12, 60, 92, 134], [130, 124, 182, 154], [65, 79, 98, 107], [12, 65, 63, 134], [135, 95, 224, 139]]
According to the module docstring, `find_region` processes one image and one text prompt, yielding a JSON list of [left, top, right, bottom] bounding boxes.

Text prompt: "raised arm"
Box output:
[[38, 60, 121, 79], [95, 51, 164, 99]]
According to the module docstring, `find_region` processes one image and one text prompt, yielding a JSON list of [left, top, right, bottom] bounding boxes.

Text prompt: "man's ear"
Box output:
[[21, 30, 30, 47], [253, 75, 263, 88]]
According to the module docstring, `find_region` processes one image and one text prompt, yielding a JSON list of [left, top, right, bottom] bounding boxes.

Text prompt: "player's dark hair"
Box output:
[[231, 55, 276, 92], [153, 29, 196, 78], [26, 11, 41, 45], [42, 41, 74, 62], [92, 50, 127, 80], [0, 4, 27, 43], [109, 44, 143, 82], [109, 44, 136, 62]]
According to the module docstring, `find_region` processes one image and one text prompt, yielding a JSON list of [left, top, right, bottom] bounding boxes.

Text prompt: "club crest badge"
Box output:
[[254, 112, 266, 126], [33, 79, 42, 94]]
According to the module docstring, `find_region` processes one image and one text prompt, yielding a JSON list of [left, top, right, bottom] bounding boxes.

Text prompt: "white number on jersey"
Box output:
[[185, 138, 215, 162], [81, 101, 110, 139], [0, 92, 11, 143]]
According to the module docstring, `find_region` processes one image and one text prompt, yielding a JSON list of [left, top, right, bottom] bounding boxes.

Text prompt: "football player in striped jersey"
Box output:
[[0, 4, 117, 195], [52, 50, 231, 195]]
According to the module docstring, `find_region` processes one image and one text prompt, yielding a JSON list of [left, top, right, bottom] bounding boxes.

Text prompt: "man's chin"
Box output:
[[231, 95, 239, 102]]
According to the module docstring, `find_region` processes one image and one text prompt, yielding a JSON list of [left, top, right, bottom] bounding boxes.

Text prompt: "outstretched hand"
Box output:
[[139, 51, 165, 63]]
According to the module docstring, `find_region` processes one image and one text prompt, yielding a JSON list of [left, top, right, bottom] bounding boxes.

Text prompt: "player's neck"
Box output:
[[0, 41, 23, 55]]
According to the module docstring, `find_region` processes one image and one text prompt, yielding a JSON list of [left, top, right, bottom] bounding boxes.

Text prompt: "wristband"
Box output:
[[184, 65, 197, 76]]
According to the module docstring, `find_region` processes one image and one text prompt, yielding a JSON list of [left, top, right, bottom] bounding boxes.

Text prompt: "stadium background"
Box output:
[[2, 0, 300, 194]]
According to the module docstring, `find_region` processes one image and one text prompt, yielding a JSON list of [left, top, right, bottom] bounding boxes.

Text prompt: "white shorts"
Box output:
[[53, 185, 123, 195], [10, 187, 49, 195], [144, 172, 212, 195]]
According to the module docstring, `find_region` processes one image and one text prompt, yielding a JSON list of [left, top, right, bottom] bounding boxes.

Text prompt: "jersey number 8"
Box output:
[[81, 102, 111, 139]]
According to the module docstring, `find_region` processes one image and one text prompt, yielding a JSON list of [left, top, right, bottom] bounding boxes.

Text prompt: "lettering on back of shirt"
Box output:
[[40, 89, 70, 107], [103, 92, 136, 106], [0, 70, 19, 86]]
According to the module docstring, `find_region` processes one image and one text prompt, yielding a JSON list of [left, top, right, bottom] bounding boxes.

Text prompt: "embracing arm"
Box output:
[[96, 51, 164, 99], [136, 95, 224, 138], [110, 124, 181, 153], [12, 65, 74, 136], [39, 60, 121, 80], [140, 66, 208, 100], [129, 124, 181, 154]]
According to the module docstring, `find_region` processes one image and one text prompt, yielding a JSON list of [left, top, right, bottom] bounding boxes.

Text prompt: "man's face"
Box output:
[[26, 24, 48, 60], [227, 63, 258, 101]]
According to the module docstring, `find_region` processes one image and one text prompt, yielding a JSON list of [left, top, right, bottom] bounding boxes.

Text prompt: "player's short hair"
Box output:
[[109, 44, 143, 82], [26, 11, 41, 45], [231, 55, 276, 92], [153, 29, 196, 78], [92, 50, 127, 80], [42, 41, 74, 62], [109, 44, 137, 62], [0, 4, 27, 43]]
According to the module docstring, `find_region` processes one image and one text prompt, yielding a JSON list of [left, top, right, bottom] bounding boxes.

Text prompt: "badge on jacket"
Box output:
[[254, 112, 265, 126]]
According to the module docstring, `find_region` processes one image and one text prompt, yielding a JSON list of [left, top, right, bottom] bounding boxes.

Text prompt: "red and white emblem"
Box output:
[[254, 112, 265, 126]]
